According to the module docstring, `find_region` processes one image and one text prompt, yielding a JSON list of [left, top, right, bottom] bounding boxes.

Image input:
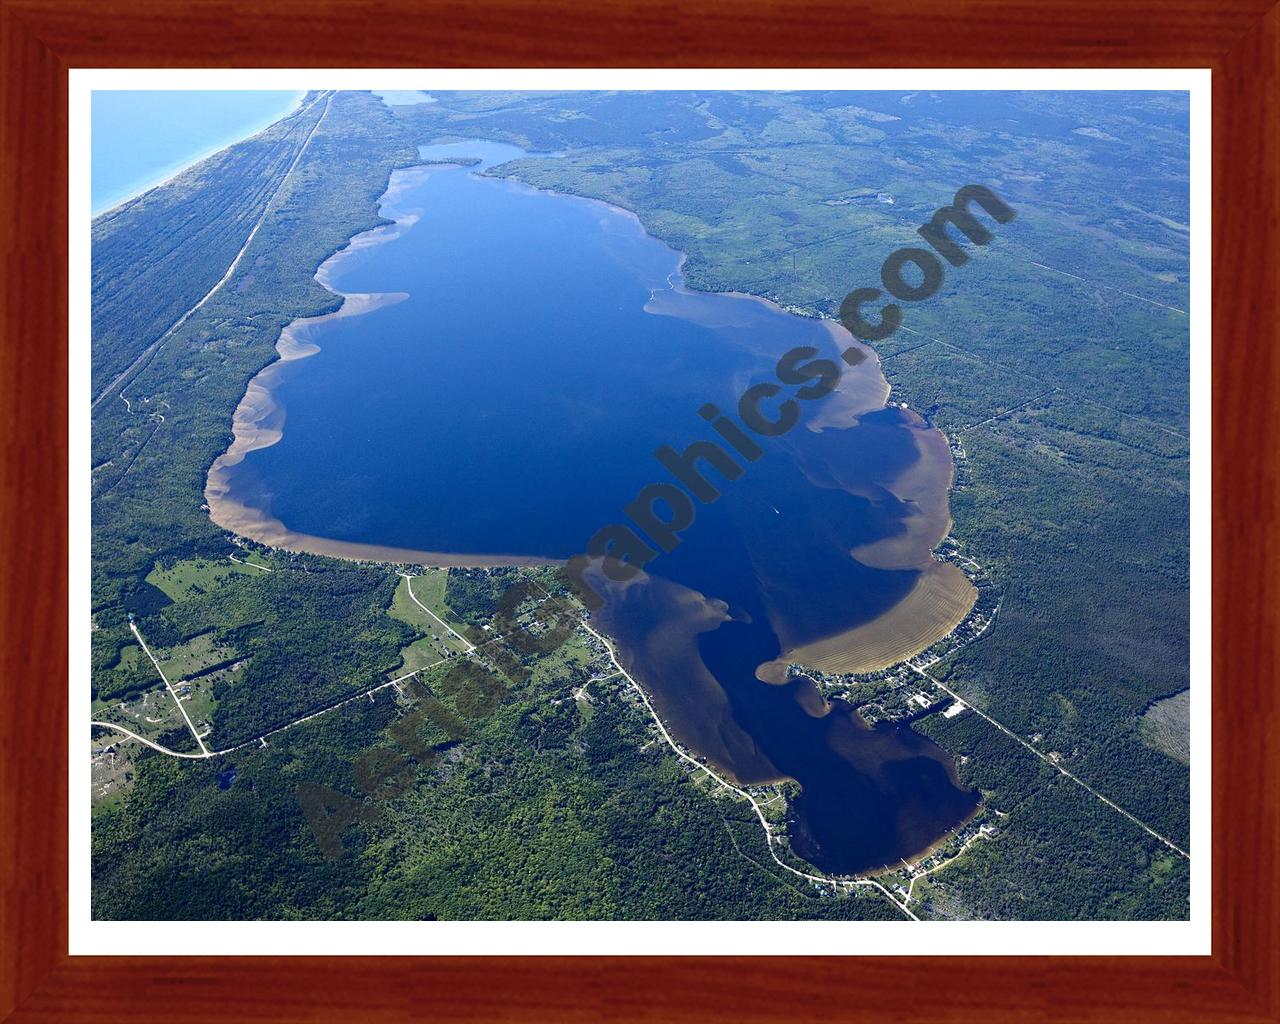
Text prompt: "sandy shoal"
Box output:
[[760, 561, 976, 681]]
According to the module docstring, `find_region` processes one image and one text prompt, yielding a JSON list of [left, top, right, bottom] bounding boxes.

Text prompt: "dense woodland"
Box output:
[[94, 575, 901, 921], [91, 90, 1191, 920]]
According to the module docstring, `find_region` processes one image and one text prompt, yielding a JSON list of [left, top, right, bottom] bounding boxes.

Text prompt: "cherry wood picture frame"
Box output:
[[2, 1, 1276, 1020]]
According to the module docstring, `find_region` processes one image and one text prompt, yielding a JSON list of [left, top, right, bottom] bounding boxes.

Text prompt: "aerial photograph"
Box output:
[[89, 88, 1191, 922]]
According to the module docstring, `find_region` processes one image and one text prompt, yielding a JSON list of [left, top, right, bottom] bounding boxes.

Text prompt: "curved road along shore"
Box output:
[[578, 619, 919, 920]]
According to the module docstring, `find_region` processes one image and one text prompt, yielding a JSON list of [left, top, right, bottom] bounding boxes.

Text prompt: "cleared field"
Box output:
[[177, 661, 246, 741], [116, 643, 141, 670], [92, 686, 184, 740], [91, 734, 140, 813], [176, 674, 220, 732], [146, 557, 257, 601], [396, 635, 448, 674], [781, 562, 977, 676], [94, 641, 158, 704], [158, 630, 238, 680], [388, 572, 471, 655], [1140, 689, 1190, 765]]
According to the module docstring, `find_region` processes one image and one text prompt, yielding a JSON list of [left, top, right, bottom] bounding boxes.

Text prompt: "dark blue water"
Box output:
[[223, 141, 978, 874]]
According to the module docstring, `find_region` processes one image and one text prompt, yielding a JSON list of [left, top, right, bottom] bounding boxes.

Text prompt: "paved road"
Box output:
[[399, 573, 475, 652], [580, 619, 919, 921], [130, 621, 209, 755]]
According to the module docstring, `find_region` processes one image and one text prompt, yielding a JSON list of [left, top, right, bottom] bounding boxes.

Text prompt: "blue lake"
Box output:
[[91, 90, 303, 214], [211, 141, 979, 874]]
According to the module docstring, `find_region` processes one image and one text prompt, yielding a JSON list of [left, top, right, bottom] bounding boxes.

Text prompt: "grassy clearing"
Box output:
[[396, 635, 448, 675], [529, 630, 594, 685], [91, 734, 140, 814], [176, 674, 220, 735], [175, 661, 247, 743], [1139, 690, 1190, 765], [158, 630, 238, 680], [92, 685, 183, 740], [146, 557, 258, 602], [232, 554, 277, 573], [388, 572, 471, 661]]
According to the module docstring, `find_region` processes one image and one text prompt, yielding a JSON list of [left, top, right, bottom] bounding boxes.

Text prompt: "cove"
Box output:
[[207, 140, 980, 875]]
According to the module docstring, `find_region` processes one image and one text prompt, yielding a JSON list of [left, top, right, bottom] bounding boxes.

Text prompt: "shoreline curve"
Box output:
[[204, 145, 974, 669]]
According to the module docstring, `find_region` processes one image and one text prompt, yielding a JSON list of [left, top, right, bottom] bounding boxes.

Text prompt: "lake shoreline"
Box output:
[[202, 163, 522, 564], [203, 143, 983, 874], [206, 134, 976, 670]]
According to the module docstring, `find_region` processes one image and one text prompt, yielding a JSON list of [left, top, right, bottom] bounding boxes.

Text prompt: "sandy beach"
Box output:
[[206, 151, 973, 674], [765, 561, 977, 679], [202, 162, 554, 569]]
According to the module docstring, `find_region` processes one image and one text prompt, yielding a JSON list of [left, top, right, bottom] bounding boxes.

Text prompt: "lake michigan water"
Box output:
[[91, 90, 304, 215], [213, 140, 980, 874]]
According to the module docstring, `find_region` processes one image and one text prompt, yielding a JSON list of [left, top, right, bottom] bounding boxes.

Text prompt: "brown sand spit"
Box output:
[[761, 561, 977, 680], [848, 410, 956, 571], [201, 163, 546, 568]]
